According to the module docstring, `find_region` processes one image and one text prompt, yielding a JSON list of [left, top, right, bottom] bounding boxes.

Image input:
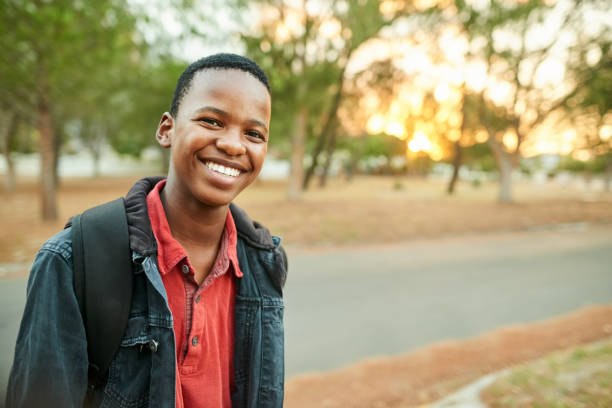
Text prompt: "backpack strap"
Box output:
[[71, 198, 133, 404]]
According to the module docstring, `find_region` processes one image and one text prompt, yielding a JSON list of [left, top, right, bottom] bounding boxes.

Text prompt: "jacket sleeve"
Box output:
[[6, 237, 88, 407]]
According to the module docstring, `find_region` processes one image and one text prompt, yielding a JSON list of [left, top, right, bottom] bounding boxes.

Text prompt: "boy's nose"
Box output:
[[216, 131, 246, 156]]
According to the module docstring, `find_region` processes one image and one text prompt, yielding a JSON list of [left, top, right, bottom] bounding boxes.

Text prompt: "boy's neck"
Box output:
[[159, 183, 228, 250]]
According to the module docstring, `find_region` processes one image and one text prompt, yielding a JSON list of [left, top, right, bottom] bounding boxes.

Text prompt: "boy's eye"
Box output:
[[247, 130, 266, 142], [200, 118, 221, 127]]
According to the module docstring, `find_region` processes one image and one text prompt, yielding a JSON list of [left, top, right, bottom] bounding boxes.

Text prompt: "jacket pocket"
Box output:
[[101, 315, 153, 408]]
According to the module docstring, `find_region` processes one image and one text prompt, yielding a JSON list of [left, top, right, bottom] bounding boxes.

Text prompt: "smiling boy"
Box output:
[[7, 54, 287, 408]]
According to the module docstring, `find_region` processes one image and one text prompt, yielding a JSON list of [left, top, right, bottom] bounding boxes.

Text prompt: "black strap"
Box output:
[[71, 198, 133, 404], [72, 214, 86, 320]]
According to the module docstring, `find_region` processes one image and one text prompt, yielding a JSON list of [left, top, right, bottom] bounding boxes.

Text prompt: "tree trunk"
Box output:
[[303, 126, 328, 190], [487, 136, 514, 203], [447, 140, 462, 194], [345, 133, 366, 182], [288, 108, 306, 200], [497, 154, 513, 202], [52, 122, 62, 188], [90, 126, 105, 177], [38, 88, 58, 220], [318, 127, 338, 188], [303, 74, 345, 190], [604, 155, 612, 192], [92, 150, 101, 177], [1, 111, 18, 192]]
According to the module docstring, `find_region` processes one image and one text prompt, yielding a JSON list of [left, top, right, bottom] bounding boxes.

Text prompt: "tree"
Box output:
[[448, 0, 610, 201], [0, 110, 19, 191], [0, 0, 144, 219], [336, 58, 402, 180], [563, 39, 612, 190], [242, 0, 435, 198], [105, 58, 187, 172]]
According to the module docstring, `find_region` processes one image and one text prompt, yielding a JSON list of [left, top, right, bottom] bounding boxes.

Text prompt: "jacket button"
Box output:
[[182, 264, 190, 274], [192, 336, 199, 347], [147, 339, 159, 353]]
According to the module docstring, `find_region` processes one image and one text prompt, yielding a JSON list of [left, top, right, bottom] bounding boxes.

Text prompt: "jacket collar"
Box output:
[[124, 177, 277, 255]]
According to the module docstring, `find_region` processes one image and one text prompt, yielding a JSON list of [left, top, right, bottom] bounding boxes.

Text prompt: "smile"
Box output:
[[204, 160, 242, 177]]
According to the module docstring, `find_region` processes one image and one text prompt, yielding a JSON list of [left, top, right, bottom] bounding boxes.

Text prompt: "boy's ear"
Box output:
[[156, 112, 174, 148]]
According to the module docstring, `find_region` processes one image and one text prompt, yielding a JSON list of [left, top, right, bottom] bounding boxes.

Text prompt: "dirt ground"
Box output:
[[1, 175, 612, 265], [285, 306, 612, 407]]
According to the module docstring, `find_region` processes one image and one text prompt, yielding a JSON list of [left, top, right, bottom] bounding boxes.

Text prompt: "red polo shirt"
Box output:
[[147, 180, 243, 408]]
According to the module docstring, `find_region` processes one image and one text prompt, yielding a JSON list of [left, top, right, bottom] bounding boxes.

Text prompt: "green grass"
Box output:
[[482, 339, 612, 408]]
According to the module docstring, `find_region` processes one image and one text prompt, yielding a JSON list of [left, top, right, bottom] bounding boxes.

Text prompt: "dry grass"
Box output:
[[237, 176, 612, 248], [481, 339, 612, 407], [1, 175, 611, 265]]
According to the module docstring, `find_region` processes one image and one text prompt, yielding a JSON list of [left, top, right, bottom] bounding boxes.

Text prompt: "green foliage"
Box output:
[[558, 156, 588, 173], [0, 0, 203, 162], [362, 133, 404, 158], [557, 154, 610, 174], [13, 127, 38, 154], [564, 40, 612, 157], [241, 0, 432, 159], [241, 27, 343, 153], [462, 142, 497, 172], [109, 58, 187, 157], [406, 153, 434, 175], [571, 42, 612, 117], [0, 0, 152, 156], [339, 133, 405, 159], [586, 155, 608, 174]]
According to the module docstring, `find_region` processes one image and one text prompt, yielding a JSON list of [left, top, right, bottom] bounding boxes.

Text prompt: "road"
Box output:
[[282, 225, 612, 376], [1, 225, 611, 402]]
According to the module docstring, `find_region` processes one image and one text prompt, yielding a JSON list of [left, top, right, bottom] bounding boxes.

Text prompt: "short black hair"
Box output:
[[170, 53, 270, 118]]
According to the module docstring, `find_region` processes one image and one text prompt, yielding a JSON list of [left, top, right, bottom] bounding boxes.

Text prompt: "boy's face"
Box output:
[[157, 69, 271, 208]]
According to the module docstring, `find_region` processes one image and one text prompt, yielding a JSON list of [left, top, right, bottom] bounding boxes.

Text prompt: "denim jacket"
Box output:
[[6, 177, 287, 408]]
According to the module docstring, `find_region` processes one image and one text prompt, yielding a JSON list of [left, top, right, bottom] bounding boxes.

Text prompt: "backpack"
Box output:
[[67, 196, 288, 406], [68, 198, 133, 406]]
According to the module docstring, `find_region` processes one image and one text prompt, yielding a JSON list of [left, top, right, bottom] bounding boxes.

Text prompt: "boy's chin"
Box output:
[[195, 189, 242, 208]]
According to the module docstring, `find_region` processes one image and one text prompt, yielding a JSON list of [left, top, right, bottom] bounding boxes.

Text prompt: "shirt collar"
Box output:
[[224, 208, 243, 278], [146, 179, 242, 278]]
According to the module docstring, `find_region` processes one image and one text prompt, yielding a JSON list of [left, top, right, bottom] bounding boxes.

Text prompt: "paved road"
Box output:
[[282, 225, 612, 376], [1, 225, 611, 401]]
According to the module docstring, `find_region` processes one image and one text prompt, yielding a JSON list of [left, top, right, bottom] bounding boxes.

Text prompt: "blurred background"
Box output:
[[1, 0, 611, 406]]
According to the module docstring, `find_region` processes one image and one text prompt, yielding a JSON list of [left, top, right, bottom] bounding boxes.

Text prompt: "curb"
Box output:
[[428, 369, 510, 408]]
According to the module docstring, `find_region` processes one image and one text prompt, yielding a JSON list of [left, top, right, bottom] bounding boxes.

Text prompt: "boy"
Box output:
[[6, 53, 287, 408]]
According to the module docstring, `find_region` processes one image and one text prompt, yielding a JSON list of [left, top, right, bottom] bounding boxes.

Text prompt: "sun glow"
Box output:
[[366, 114, 386, 134], [408, 131, 433, 152], [385, 122, 407, 138], [434, 83, 451, 102]]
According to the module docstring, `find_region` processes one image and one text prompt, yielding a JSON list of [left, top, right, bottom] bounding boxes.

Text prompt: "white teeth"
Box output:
[[205, 161, 241, 177]]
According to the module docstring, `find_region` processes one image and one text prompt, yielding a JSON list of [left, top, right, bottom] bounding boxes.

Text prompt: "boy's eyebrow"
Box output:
[[193, 106, 227, 116], [246, 118, 269, 132], [193, 106, 268, 132]]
